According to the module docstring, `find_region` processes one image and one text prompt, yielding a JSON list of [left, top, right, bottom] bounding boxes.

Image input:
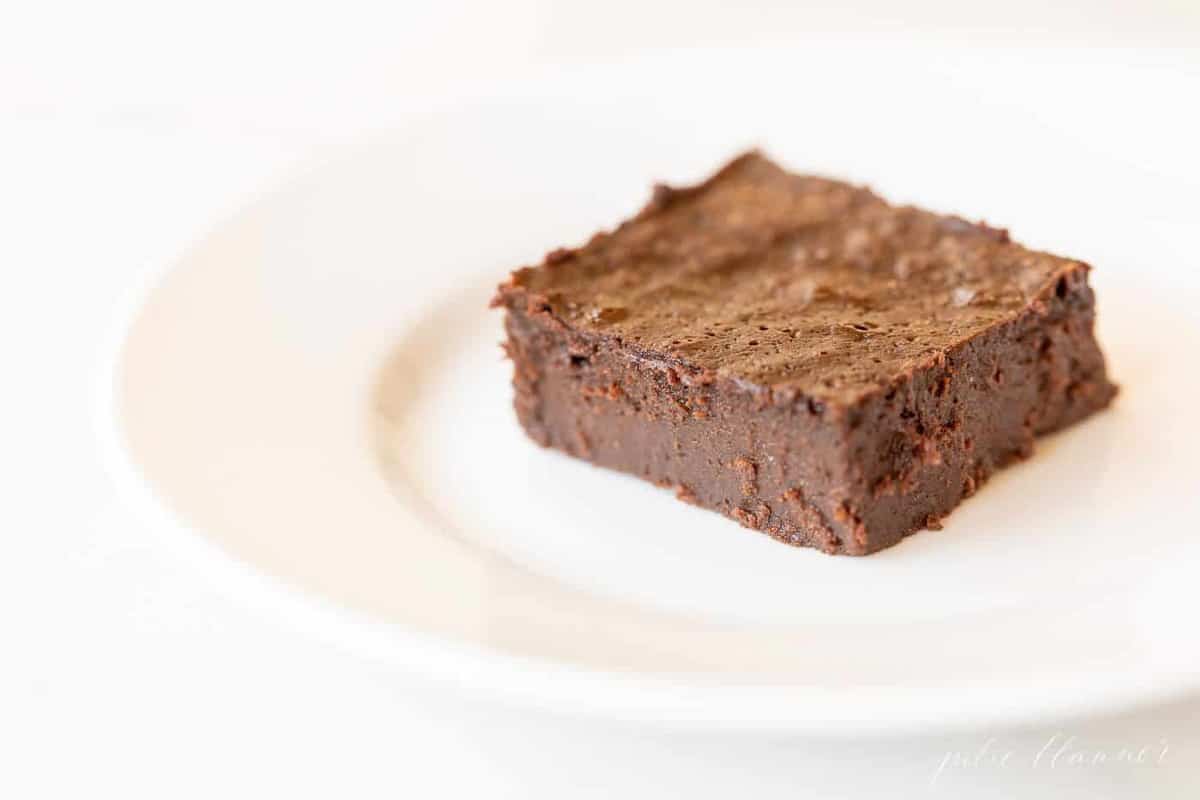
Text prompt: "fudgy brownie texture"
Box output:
[[491, 152, 1117, 555]]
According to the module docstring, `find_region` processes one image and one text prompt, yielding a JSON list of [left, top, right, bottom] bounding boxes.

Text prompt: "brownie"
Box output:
[[491, 152, 1117, 555]]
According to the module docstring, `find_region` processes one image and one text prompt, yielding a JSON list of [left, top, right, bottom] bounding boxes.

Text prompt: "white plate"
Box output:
[[104, 44, 1200, 735]]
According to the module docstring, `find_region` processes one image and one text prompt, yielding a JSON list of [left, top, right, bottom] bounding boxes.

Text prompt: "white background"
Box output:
[[3, 2, 1198, 797]]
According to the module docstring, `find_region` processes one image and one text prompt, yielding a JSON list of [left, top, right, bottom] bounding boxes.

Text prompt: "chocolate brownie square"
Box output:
[[492, 152, 1116, 554]]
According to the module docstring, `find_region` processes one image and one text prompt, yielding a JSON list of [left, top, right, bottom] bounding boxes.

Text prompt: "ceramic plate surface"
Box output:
[[106, 44, 1200, 734]]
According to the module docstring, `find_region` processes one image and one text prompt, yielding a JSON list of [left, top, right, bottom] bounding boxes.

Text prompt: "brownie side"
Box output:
[[500, 265, 1115, 555], [502, 302, 859, 552], [841, 262, 1117, 552]]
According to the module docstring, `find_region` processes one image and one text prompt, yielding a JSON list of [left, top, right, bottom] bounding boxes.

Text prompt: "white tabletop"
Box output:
[[3, 3, 1198, 796]]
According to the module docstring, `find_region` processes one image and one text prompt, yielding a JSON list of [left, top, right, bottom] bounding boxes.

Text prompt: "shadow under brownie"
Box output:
[[492, 152, 1116, 555]]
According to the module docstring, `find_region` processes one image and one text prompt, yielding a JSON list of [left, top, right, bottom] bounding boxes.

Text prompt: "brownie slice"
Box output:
[[491, 152, 1117, 555]]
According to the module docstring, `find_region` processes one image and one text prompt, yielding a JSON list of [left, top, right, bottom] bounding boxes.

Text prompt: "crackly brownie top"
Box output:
[[497, 152, 1086, 403]]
